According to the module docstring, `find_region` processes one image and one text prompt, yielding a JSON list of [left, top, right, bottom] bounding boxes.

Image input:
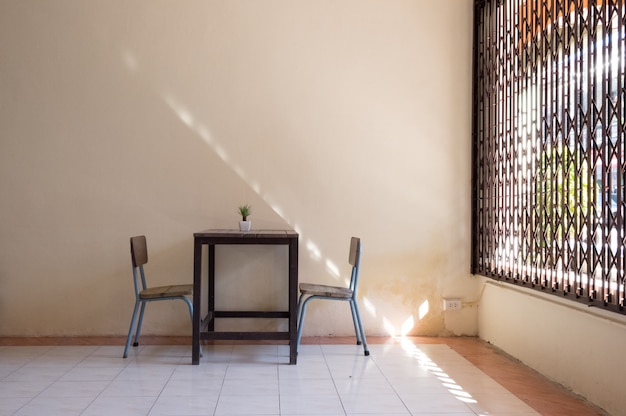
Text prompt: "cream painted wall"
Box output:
[[0, 0, 475, 338], [478, 279, 626, 415]]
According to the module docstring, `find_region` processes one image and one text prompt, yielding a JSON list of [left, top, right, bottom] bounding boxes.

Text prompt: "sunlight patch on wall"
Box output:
[[325, 259, 340, 278], [363, 297, 376, 316], [212, 144, 230, 163], [233, 165, 247, 182], [196, 124, 213, 145], [250, 181, 261, 194], [401, 315, 414, 336], [162, 93, 238, 166], [383, 317, 395, 335], [121, 49, 138, 72], [268, 200, 285, 219], [164, 95, 194, 128], [306, 240, 322, 261], [418, 300, 429, 320]]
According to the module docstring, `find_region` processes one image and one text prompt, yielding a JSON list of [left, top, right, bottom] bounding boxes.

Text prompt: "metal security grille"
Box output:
[[472, 0, 626, 314]]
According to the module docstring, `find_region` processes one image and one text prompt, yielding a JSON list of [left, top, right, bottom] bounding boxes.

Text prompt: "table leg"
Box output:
[[289, 238, 299, 364], [192, 239, 202, 365], [208, 244, 215, 332]]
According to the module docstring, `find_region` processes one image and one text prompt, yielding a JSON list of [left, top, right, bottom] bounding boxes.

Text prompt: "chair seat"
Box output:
[[140, 284, 193, 299], [299, 283, 353, 299]]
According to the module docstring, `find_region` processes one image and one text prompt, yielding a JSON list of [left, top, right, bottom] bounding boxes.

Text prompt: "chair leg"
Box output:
[[132, 302, 147, 347], [351, 300, 369, 356], [296, 294, 311, 352], [123, 300, 141, 358], [349, 301, 363, 345], [296, 292, 305, 322], [182, 298, 202, 357]]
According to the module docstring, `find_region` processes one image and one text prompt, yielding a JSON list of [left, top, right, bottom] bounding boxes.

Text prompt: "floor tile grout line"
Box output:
[[320, 344, 349, 416], [213, 348, 235, 416], [75, 345, 133, 416], [10, 346, 95, 416], [368, 350, 416, 416]]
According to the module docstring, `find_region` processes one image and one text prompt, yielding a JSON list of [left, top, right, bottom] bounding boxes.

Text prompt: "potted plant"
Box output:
[[238, 204, 252, 232]]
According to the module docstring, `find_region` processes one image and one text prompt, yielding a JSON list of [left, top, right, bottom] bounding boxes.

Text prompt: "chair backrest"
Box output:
[[130, 236, 148, 267], [348, 237, 362, 294], [130, 236, 149, 295]]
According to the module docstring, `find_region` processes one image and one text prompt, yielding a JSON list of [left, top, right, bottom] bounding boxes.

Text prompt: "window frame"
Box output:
[[471, 0, 626, 315]]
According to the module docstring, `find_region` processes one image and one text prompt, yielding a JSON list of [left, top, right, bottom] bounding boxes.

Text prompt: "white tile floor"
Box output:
[[0, 341, 540, 416]]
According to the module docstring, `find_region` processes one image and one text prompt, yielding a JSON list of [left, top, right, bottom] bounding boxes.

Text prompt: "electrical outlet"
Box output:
[[443, 299, 462, 310]]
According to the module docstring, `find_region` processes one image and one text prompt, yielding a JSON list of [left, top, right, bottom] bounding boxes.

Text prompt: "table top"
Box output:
[[194, 229, 299, 239]]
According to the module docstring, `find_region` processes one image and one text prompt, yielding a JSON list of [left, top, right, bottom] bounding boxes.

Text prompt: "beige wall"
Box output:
[[0, 1, 475, 338], [478, 280, 626, 415]]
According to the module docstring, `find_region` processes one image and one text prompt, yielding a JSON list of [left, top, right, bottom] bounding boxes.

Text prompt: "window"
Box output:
[[472, 0, 626, 314]]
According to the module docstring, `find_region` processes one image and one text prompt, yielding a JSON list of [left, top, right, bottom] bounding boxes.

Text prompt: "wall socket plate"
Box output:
[[443, 298, 462, 310]]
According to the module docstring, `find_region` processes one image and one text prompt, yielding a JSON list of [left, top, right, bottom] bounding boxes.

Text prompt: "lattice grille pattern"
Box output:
[[472, 0, 626, 313]]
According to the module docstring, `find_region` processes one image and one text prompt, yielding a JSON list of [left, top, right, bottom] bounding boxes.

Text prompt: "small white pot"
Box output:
[[239, 220, 251, 232]]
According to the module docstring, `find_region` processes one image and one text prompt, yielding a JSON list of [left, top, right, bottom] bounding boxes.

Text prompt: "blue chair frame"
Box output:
[[296, 237, 369, 356], [123, 235, 200, 358]]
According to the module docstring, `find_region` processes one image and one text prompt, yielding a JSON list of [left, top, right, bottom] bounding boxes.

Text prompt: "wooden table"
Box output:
[[192, 229, 299, 364]]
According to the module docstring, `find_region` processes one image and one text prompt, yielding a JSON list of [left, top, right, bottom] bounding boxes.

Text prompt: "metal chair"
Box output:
[[123, 235, 200, 358], [296, 237, 369, 355]]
